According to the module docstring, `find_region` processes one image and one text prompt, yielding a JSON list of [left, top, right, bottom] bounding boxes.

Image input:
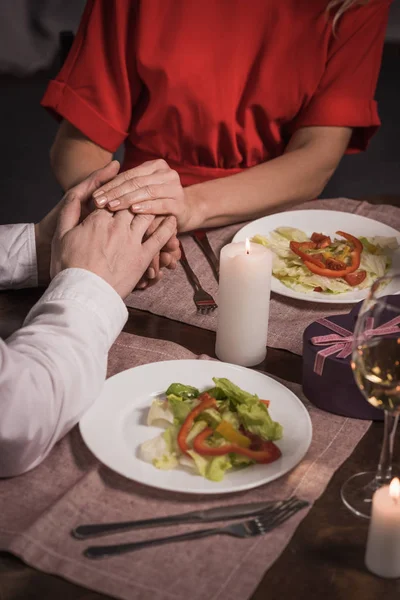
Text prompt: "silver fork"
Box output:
[[179, 241, 217, 314], [84, 497, 308, 559]]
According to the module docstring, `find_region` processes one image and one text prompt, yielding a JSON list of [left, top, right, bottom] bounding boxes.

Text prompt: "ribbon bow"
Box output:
[[311, 315, 400, 376]]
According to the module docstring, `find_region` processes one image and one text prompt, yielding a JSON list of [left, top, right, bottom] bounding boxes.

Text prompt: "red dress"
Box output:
[[41, 0, 391, 187]]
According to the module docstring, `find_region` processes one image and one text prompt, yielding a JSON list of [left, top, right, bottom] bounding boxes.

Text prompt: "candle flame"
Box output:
[[389, 477, 400, 501], [245, 238, 250, 254]]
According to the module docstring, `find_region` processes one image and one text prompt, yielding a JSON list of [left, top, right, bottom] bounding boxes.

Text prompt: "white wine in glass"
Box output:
[[341, 274, 400, 519]]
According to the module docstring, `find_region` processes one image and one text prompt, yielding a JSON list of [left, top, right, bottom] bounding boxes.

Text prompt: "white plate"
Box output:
[[232, 210, 400, 304], [79, 360, 312, 495]]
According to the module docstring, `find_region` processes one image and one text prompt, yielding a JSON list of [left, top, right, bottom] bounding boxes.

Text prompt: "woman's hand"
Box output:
[[92, 159, 195, 232], [136, 216, 181, 290]]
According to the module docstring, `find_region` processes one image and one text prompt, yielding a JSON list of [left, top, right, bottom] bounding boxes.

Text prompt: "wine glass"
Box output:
[[341, 274, 400, 518]]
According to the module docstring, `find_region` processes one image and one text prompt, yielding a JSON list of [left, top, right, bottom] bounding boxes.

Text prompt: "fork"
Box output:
[[179, 241, 217, 314], [84, 497, 308, 559], [191, 230, 220, 282]]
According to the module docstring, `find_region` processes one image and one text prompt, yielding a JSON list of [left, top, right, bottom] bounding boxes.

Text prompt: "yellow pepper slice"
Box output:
[[216, 421, 251, 448]]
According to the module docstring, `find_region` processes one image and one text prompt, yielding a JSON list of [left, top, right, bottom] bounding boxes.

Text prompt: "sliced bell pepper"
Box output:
[[336, 231, 363, 254], [177, 393, 217, 456], [304, 260, 359, 278], [215, 421, 251, 448], [193, 427, 282, 464], [291, 230, 363, 278], [259, 399, 270, 407]]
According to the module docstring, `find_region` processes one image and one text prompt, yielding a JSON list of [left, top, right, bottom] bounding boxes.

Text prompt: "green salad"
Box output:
[[252, 227, 398, 295], [140, 378, 283, 482]]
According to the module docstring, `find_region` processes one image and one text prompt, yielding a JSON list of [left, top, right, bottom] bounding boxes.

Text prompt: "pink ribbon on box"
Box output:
[[311, 315, 400, 376]]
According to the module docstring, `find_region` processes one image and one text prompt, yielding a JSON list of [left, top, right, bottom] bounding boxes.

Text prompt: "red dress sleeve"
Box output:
[[41, 0, 140, 152], [290, 0, 392, 153]]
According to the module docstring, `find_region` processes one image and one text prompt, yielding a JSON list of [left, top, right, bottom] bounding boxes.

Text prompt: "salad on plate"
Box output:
[[252, 227, 399, 295], [140, 378, 283, 482]]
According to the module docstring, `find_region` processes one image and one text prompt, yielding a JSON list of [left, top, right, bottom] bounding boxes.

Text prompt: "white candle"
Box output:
[[365, 477, 400, 578], [215, 239, 272, 367]]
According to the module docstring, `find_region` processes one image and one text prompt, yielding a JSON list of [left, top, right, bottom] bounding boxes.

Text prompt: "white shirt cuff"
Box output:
[[25, 268, 128, 347], [0, 223, 38, 289]]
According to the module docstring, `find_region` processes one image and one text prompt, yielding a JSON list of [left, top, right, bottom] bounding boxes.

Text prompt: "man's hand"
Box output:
[[35, 161, 121, 285], [51, 196, 177, 298]]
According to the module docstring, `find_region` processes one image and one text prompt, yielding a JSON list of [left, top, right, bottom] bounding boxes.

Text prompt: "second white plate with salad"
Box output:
[[232, 210, 400, 304], [79, 360, 312, 495]]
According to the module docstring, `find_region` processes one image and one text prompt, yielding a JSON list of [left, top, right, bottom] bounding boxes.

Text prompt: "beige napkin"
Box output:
[[0, 332, 370, 600], [125, 198, 400, 355]]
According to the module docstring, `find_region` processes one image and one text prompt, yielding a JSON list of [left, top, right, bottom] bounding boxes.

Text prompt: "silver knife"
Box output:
[[71, 500, 284, 540], [191, 230, 219, 281]]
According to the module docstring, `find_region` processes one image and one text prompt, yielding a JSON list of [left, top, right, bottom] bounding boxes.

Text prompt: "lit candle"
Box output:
[[365, 477, 400, 578], [215, 239, 272, 366]]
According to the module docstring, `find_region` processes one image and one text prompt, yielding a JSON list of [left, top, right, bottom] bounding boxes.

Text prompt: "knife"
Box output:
[[71, 500, 285, 540], [191, 230, 219, 281]]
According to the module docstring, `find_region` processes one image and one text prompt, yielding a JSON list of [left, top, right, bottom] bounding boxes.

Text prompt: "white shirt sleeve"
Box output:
[[0, 223, 38, 289], [0, 268, 128, 478]]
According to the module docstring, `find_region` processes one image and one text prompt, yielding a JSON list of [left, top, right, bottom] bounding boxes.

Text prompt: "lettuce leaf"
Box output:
[[165, 383, 199, 399], [237, 402, 283, 441], [140, 430, 178, 470], [146, 399, 174, 427], [206, 455, 232, 482], [167, 394, 197, 425], [212, 378, 283, 441]]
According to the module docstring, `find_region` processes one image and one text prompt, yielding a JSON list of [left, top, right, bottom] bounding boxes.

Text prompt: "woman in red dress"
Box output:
[[42, 0, 391, 235]]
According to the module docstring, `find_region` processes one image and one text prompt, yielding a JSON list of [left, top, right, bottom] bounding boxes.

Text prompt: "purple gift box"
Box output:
[[302, 295, 400, 421]]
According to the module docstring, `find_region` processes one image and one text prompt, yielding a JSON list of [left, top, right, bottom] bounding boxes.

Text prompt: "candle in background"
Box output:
[[215, 239, 272, 367], [365, 477, 400, 578]]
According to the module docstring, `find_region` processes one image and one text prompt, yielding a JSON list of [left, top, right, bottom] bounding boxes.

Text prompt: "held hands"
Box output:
[[51, 193, 177, 299], [35, 161, 179, 289]]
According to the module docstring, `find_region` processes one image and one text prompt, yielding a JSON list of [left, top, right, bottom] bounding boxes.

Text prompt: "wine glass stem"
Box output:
[[375, 411, 399, 486]]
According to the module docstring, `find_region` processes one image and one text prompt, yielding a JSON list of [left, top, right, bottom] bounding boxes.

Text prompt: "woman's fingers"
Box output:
[[142, 216, 177, 259], [146, 254, 160, 281], [92, 159, 169, 203], [94, 173, 173, 208], [101, 183, 178, 212]]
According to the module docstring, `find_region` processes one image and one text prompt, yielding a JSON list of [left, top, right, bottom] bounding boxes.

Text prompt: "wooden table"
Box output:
[[1, 195, 400, 599]]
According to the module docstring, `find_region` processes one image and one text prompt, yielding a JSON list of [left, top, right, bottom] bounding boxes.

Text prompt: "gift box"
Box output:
[[302, 295, 400, 421]]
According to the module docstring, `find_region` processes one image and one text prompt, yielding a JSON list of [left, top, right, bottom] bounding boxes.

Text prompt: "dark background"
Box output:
[[0, 1, 399, 226]]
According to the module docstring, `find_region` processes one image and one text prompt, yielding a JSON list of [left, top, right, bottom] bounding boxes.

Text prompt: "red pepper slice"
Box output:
[[290, 241, 324, 268], [303, 260, 358, 278], [313, 286, 323, 292], [260, 399, 270, 407], [193, 427, 281, 464], [344, 270, 367, 286], [336, 231, 363, 254], [177, 393, 217, 456], [292, 231, 363, 279]]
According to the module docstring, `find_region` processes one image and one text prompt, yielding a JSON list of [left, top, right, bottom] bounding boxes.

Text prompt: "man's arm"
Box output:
[[183, 126, 352, 231], [50, 120, 113, 191], [0, 269, 127, 478]]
